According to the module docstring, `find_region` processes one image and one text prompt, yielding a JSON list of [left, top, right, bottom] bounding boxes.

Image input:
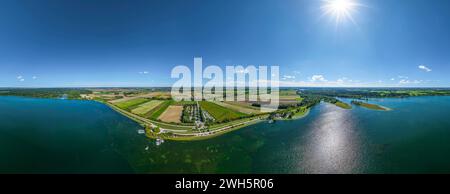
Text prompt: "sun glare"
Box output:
[[321, 0, 361, 25]]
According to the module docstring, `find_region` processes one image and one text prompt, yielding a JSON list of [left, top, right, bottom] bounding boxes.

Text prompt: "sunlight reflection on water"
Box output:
[[302, 103, 362, 174]]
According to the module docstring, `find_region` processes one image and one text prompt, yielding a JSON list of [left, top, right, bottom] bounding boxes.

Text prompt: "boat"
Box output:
[[156, 138, 165, 146]]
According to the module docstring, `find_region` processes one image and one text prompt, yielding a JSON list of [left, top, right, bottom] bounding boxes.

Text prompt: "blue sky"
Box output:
[[1, 0, 450, 87]]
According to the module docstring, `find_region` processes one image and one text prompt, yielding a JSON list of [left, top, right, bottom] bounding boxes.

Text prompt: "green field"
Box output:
[[113, 98, 149, 110], [214, 101, 261, 115], [173, 101, 197, 105], [131, 100, 163, 115], [199, 101, 247, 123], [279, 90, 298, 96], [150, 100, 174, 120]]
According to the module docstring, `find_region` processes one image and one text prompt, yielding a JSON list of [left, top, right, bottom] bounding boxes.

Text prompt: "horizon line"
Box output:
[[1, 86, 450, 89]]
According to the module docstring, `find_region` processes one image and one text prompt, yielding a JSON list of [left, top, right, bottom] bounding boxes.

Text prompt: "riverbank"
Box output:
[[333, 101, 352, 109], [351, 100, 391, 111]]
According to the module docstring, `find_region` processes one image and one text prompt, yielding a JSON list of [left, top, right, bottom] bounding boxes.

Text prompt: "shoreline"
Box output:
[[101, 100, 273, 141], [274, 108, 311, 121], [100, 100, 313, 141]]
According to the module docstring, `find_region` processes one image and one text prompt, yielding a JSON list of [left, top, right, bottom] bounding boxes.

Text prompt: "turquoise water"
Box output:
[[1, 96, 450, 173]]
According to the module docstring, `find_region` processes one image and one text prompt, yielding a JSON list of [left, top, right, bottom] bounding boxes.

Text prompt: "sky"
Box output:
[[1, 0, 450, 87]]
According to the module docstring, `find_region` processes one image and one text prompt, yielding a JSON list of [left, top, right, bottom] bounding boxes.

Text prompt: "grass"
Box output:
[[173, 101, 197, 105], [114, 98, 149, 110], [152, 120, 194, 130], [131, 100, 163, 115], [150, 100, 174, 120], [351, 101, 390, 111], [199, 101, 247, 122], [334, 101, 352, 109], [292, 106, 310, 119]]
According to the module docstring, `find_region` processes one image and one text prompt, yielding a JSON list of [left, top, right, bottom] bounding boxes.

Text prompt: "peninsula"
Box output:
[[2, 87, 449, 141]]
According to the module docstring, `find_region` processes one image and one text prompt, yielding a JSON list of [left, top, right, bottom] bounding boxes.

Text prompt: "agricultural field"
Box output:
[[224, 101, 261, 110], [214, 101, 261, 115], [113, 98, 150, 110], [158, 105, 183, 123], [139, 91, 172, 99], [150, 100, 174, 120], [279, 90, 298, 96], [279, 90, 302, 104], [89, 93, 123, 101], [199, 101, 247, 123], [131, 100, 163, 115], [109, 96, 139, 103], [92, 90, 172, 103], [173, 101, 197, 105]]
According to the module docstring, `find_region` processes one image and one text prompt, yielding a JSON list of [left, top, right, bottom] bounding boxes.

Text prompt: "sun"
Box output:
[[321, 0, 361, 25]]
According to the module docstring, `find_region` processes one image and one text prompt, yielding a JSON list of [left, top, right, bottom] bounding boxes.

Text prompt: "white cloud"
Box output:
[[336, 77, 350, 84], [265, 79, 365, 87], [139, 71, 149, 74], [390, 78, 395, 81], [399, 79, 422, 84], [418, 65, 432, 72], [32, 76, 37, 80], [282, 75, 296, 80], [16, 75, 25, 82], [310, 75, 327, 82], [242, 75, 409, 87], [399, 79, 408, 84], [251, 76, 429, 87]]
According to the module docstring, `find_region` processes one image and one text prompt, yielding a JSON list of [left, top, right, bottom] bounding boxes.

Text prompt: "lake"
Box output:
[[1, 96, 450, 173]]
